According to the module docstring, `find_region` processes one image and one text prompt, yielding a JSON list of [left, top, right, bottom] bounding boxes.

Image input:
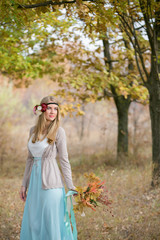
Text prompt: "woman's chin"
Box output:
[[46, 118, 55, 122], [50, 117, 56, 121]]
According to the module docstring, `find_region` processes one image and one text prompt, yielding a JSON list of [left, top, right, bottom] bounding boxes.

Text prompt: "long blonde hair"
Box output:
[[32, 96, 61, 144]]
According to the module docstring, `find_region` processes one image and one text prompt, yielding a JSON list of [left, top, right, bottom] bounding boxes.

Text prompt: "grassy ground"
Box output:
[[0, 152, 160, 240]]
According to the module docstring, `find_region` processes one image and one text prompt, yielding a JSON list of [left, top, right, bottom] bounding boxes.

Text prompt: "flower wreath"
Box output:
[[33, 102, 59, 115]]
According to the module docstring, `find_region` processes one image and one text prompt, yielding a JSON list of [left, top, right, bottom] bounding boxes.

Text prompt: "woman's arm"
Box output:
[[19, 186, 27, 202], [21, 127, 35, 188], [56, 127, 76, 190], [21, 149, 33, 189]]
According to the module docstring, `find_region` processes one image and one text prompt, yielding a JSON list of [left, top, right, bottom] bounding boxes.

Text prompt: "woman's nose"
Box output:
[[51, 109, 56, 114]]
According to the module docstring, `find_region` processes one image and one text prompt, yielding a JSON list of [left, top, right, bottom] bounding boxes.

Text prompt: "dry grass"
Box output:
[[73, 155, 160, 240], [0, 66, 158, 240], [0, 152, 160, 240]]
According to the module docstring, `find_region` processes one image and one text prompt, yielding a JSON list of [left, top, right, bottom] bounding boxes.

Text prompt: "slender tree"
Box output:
[[103, 32, 132, 159], [109, 0, 160, 185]]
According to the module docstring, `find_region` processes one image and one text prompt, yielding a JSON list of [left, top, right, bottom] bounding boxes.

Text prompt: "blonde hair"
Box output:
[[32, 96, 60, 144]]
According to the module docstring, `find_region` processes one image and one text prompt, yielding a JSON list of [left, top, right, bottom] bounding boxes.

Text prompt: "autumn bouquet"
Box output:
[[73, 173, 113, 216]]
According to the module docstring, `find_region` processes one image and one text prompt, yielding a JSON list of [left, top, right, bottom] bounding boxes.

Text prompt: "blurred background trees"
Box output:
[[1, 2, 160, 239], [0, 0, 159, 186]]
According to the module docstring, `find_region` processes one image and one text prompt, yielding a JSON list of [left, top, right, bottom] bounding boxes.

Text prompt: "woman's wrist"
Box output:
[[70, 189, 78, 194]]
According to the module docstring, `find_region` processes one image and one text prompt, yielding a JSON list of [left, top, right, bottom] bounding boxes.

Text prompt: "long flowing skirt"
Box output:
[[20, 157, 74, 240]]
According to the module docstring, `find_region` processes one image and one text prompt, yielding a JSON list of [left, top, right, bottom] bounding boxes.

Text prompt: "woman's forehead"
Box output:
[[47, 103, 58, 107]]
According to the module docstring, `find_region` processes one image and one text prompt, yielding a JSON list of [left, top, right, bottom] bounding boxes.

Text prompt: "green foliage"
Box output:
[[0, 4, 75, 86], [0, 0, 151, 108]]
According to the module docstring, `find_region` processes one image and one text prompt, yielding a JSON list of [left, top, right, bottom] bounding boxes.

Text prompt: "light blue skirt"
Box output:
[[20, 157, 74, 240]]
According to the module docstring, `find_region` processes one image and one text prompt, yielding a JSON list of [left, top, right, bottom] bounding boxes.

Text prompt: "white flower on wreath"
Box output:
[[37, 106, 42, 111]]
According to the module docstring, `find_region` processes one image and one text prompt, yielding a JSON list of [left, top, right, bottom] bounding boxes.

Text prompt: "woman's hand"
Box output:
[[70, 189, 78, 197], [19, 186, 27, 202]]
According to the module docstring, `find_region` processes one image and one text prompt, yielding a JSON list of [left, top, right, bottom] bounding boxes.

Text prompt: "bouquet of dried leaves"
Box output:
[[74, 173, 113, 216]]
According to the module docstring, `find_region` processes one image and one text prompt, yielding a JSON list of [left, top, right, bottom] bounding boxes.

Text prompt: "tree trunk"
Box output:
[[149, 0, 160, 186], [103, 37, 132, 160], [148, 77, 160, 186], [80, 104, 85, 140], [113, 0, 160, 184], [111, 86, 131, 160]]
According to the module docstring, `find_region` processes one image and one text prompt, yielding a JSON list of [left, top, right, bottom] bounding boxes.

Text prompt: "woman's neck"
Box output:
[[45, 120, 51, 128], [42, 121, 51, 134]]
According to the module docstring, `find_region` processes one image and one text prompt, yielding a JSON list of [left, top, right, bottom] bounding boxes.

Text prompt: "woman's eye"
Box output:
[[47, 107, 57, 110]]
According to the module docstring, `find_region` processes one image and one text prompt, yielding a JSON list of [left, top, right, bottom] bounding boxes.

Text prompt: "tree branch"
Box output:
[[139, 0, 154, 49], [103, 58, 119, 63], [128, 0, 149, 79], [119, 12, 149, 80], [96, 88, 113, 100], [17, 0, 96, 9], [110, 38, 124, 45], [119, 22, 147, 85], [134, 45, 147, 86], [135, 25, 145, 31]]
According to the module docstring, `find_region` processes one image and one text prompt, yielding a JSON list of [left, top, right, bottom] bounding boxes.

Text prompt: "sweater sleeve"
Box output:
[[21, 127, 34, 189], [56, 127, 76, 190], [21, 150, 33, 189]]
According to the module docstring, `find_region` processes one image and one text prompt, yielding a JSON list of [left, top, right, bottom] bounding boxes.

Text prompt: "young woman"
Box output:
[[19, 96, 77, 240]]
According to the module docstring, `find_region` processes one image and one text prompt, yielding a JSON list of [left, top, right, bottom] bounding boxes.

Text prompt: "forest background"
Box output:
[[0, 1, 160, 240]]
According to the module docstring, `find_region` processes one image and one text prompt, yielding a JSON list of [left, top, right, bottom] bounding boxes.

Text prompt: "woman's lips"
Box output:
[[49, 115, 55, 117]]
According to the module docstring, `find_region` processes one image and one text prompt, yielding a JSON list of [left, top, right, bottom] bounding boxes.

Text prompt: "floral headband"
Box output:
[[33, 102, 59, 115]]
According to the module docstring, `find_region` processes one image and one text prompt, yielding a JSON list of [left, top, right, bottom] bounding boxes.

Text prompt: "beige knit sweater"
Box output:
[[22, 126, 76, 190]]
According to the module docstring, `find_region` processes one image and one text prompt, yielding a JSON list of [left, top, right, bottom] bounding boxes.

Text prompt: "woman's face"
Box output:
[[44, 103, 58, 122]]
